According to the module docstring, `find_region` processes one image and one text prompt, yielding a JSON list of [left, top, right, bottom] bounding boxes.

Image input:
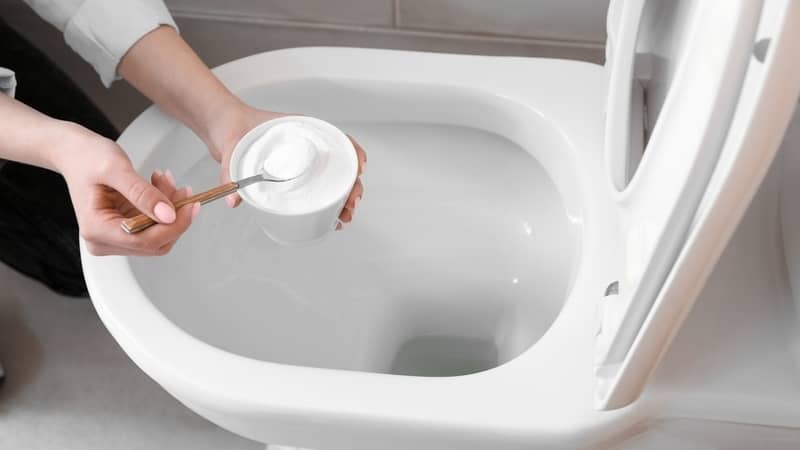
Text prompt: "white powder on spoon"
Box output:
[[258, 126, 317, 180]]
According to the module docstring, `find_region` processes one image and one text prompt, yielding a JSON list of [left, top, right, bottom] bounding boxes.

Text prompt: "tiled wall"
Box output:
[[2, 0, 608, 128], [395, 0, 608, 42], [166, 0, 395, 27], [165, 0, 609, 43]]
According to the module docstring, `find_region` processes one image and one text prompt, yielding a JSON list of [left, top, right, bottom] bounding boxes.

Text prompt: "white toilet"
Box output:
[[81, 0, 800, 448]]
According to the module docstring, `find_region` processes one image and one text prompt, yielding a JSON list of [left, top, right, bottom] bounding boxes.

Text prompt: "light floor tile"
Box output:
[[0, 262, 260, 450]]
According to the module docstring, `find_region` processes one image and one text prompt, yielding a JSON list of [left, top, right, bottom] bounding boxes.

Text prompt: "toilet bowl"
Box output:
[[81, 0, 800, 448]]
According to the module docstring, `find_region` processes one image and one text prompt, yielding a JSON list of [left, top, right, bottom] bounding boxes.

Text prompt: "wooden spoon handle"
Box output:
[[121, 182, 239, 234]]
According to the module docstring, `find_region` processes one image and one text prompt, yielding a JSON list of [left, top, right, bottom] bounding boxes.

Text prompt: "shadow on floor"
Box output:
[[0, 299, 44, 410]]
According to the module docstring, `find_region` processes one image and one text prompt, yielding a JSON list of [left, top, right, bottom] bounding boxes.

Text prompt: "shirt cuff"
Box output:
[[0, 68, 17, 98], [63, 0, 178, 88]]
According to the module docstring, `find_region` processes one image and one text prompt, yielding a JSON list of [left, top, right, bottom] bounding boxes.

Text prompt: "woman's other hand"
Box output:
[[54, 124, 199, 256], [207, 103, 366, 229], [117, 27, 366, 229]]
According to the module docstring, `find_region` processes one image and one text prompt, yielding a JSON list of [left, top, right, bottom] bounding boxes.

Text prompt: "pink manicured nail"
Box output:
[[191, 202, 201, 220], [354, 196, 361, 209], [154, 201, 176, 223], [225, 195, 236, 208], [164, 169, 176, 187]]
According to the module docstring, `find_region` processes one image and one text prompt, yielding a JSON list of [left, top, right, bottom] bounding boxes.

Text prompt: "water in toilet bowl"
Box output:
[[132, 121, 577, 375]]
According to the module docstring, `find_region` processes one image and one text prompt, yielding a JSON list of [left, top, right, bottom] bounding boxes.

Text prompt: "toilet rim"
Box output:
[[82, 48, 617, 431]]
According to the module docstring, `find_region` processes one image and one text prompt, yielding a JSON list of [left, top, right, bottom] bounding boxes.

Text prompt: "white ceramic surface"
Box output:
[[79, 0, 800, 446], [84, 49, 620, 449], [594, 0, 800, 408]]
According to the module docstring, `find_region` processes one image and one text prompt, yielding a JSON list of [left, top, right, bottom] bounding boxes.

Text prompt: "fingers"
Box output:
[[334, 135, 367, 231], [151, 168, 177, 197], [83, 185, 200, 257], [225, 192, 241, 208], [344, 179, 363, 211], [117, 186, 197, 254], [73, 142, 199, 256], [339, 207, 353, 224], [220, 152, 242, 208], [106, 166, 176, 225], [349, 135, 367, 175], [339, 183, 363, 225]]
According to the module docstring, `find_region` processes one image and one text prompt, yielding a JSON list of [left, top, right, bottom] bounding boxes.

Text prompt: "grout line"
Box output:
[[168, 7, 606, 50]]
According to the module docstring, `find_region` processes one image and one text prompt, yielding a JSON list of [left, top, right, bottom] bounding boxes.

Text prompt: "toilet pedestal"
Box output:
[[266, 445, 314, 450]]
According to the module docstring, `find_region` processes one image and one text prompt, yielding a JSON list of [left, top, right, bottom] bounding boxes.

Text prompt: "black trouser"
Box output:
[[0, 20, 118, 297]]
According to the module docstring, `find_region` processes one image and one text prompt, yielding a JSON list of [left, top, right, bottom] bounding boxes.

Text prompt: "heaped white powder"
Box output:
[[257, 124, 318, 180], [235, 118, 357, 215]]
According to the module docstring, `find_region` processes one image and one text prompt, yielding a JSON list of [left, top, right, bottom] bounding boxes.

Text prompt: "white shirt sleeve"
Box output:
[[22, 0, 178, 87]]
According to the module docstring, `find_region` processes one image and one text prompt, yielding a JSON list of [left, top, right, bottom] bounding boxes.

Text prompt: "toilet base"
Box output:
[[266, 445, 315, 450]]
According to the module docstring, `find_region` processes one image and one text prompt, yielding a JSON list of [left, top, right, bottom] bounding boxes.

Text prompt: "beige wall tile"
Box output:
[[397, 0, 609, 43], [3, 3, 602, 130], [165, 0, 394, 26], [175, 16, 603, 71]]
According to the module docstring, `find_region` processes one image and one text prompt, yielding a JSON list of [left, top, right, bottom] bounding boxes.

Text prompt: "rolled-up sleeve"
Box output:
[[22, 0, 177, 87]]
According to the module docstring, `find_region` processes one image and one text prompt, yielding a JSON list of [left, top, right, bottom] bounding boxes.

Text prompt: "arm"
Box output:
[[0, 93, 197, 256], [118, 26, 365, 217], [117, 26, 280, 208], [118, 26, 251, 157], [18, 0, 362, 243], [0, 93, 67, 171], [21, 0, 177, 87]]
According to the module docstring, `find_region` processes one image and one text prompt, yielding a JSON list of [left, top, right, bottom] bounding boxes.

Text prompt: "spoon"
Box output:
[[120, 169, 303, 234]]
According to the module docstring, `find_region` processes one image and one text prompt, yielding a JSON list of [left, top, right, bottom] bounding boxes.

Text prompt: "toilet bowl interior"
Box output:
[[128, 79, 583, 377]]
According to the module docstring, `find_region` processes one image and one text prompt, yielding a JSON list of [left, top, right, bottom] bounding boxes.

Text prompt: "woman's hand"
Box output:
[[0, 95, 199, 257], [207, 102, 367, 229], [118, 26, 366, 229], [54, 124, 200, 256]]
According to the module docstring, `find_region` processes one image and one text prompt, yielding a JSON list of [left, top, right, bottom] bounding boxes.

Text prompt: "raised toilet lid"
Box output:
[[596, 0, 800, 409]]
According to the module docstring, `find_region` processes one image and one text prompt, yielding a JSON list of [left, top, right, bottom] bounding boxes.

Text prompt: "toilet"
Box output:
[[81, 0, 800, 449]]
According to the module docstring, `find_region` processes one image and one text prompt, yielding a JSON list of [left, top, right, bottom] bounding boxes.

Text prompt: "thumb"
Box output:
[[109, 168, 176, 224]]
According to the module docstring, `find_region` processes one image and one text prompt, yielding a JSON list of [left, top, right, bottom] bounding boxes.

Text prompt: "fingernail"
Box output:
[[154, 201, 176, 224], [165, 169, 176, 187], [191, 202, 201, 220], [354, 196, 361, 209], [225, 195, 236, 208], [154, 168, 163, 177], [186, 186, 193, 196], [336, 222, 343, 230]]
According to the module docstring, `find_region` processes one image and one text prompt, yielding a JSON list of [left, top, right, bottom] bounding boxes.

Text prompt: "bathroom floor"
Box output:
[[0, 261, 260, 449]]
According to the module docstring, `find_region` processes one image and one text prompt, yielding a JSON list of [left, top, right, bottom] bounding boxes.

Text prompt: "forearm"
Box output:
[[118, 26, 243, 148], [0, 94, 81, 171]]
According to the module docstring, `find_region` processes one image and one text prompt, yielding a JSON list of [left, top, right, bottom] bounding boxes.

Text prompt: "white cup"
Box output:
[[229, 116, 358, 245]]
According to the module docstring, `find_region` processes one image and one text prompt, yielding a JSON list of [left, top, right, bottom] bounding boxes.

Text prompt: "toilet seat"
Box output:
[[79, 0, 800, 447], [595, 0, 800, 408]]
